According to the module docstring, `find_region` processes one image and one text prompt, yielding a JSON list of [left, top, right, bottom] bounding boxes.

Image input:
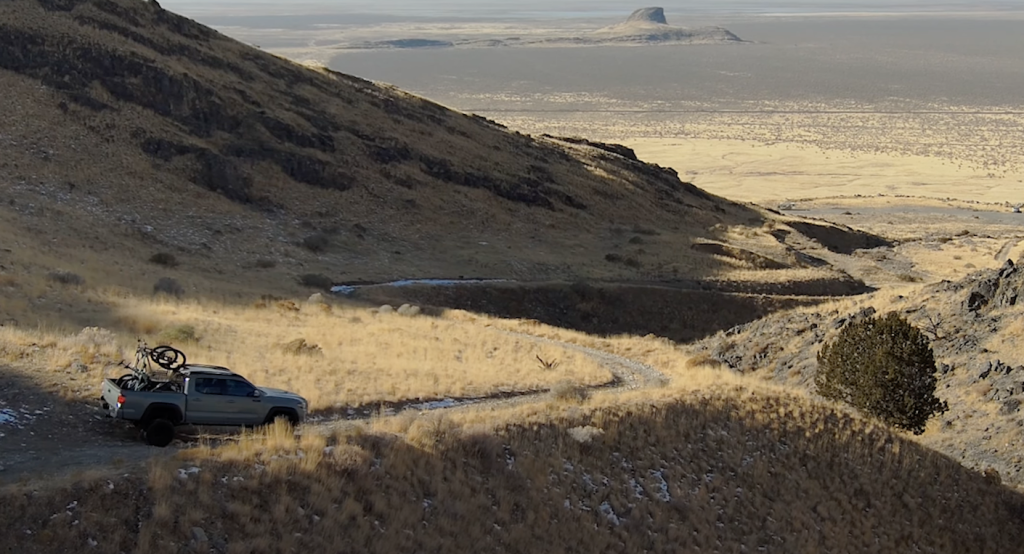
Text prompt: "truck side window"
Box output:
[[225, 379, 256, 397], [194, 377, 226, 395]]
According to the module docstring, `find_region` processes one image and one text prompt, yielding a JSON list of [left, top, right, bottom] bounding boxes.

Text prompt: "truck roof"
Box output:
[[181, 364, 238, 376]]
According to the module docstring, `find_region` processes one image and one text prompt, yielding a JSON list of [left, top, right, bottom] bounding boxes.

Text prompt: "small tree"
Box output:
[[816, 311, 947, 435]]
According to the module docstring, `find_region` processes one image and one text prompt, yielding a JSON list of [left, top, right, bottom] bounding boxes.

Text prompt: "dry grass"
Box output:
[[0, 291, 612, 411], [3, 390, 1023, 554]]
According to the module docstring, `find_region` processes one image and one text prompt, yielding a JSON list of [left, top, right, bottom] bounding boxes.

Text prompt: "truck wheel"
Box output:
[[264, 410, 299, 426], [144, 418, 175, 447]]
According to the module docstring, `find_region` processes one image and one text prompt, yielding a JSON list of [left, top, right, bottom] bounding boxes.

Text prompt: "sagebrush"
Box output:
[[816, 311, 947, 434]]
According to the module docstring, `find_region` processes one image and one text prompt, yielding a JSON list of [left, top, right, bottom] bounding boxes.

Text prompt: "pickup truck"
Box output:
[[101, 364, 308, 447]]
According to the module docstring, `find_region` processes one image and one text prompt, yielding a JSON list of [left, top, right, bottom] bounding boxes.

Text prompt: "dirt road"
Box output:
[[0, 333, 666, 486]]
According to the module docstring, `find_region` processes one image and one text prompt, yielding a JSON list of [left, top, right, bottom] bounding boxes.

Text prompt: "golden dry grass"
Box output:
[[111, 295, 612, 408], [622, 136, 1024, 205], [0, 292, 612, 411]]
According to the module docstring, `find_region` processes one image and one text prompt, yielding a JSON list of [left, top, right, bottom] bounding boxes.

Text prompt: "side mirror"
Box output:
[[250, 389, 262, 398]]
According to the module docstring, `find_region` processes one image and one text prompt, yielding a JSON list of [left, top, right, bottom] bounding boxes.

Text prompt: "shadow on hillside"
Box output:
[[4, 393, 1023, 553], [350, 282, 837, 343], [0, 363, 157, 486]]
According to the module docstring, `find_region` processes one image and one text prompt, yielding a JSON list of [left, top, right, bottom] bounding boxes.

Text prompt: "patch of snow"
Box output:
[[408, 398, 480, 411], [0, 410, 15, 425], [0, 406, 36, 429], [332, 278, 512, 296], [630, 478, 646, 499], [650, 470, 671, 502], [177, 467, 201, 479], [599, 502, 621, 526]]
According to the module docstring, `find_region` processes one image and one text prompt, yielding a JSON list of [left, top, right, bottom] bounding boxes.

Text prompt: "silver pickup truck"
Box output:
[[101, 364, 308, 447]]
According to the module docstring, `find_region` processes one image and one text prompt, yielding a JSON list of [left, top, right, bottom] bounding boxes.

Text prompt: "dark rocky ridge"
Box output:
[[1, 0, 710, 213], [0, 0, 887, 288]]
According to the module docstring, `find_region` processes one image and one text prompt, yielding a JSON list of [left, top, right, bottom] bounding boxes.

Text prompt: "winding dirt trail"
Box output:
[[0, 333, 667, 486]]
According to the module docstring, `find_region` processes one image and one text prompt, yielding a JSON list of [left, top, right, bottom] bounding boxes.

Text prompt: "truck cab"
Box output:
[[181, 365, 304, 426]]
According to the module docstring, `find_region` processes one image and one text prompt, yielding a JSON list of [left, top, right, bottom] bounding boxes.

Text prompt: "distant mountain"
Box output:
[[591, 7, 743, 44], [345, 7, 743, 51], [625, 7, 670, 25]]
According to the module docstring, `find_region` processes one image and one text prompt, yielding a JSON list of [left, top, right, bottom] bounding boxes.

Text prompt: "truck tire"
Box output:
[[144, 418, 175, 447], [264, 409, 300, 426]]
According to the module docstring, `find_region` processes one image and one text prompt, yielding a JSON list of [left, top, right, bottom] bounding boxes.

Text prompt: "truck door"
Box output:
[[224, 378, 266, 426], [188, 377, 236, 425]]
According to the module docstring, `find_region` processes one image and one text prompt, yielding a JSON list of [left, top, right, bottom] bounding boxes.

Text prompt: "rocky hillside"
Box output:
[[0, 0, 759, 287], [0, 0, 893, 350], [3, 392, 1024, 553], [693, 259, 1024, 488]]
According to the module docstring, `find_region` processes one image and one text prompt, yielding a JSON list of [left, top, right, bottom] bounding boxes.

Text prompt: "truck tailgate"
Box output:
[[100, 379, 124, 418]]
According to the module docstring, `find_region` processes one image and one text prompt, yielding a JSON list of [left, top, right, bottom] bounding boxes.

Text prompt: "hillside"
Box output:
[[0, 0, 864, 317], [3, 389, 1024, 553], [5, 1, 1019, 552], [692, 259, 1024, 488]]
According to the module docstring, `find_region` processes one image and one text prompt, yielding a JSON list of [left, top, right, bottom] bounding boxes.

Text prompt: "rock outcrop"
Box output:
[[964, 259, 1024, 312], [591, 7, 743, 43], [625, 7, 668, 25]]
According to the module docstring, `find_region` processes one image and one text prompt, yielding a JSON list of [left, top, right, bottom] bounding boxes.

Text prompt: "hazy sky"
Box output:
[[159, 1, 1023, 18]]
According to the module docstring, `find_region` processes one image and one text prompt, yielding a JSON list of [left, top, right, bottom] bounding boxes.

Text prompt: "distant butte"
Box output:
[[591, 7, 743, 44], [348, 7, 742, 50], [625, 7, 669, 25]]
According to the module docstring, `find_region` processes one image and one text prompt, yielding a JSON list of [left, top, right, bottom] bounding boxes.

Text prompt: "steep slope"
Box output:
[[2, 392, 1023, 553], [692, 259, 1024, 489], [0, 0, 860, 308], [0, 0, 745, 286]]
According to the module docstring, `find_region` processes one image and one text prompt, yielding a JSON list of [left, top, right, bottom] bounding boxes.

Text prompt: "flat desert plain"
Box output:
[[620, 137, 1024, 205], [318, 14, 1024, 207]]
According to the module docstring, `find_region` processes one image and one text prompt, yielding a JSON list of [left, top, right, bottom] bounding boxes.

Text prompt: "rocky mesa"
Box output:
[[348, 6, 743, 50], [590, 7, 743, 44]]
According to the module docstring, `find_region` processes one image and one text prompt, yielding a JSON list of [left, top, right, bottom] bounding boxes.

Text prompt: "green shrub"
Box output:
[[298, 273, 333, 289], [815, 312, 947, 435], [300, 232, 331, 253], [47, 270, 84, 286], [159, 324, 199, 344], [281, 338, 322, 356], [549, 380, 589, 404], [153, 277, 184, 297], [149, 252, 179, 267]]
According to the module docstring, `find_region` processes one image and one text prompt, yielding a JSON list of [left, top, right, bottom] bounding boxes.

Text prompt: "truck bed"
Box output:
[[100, 378, 186, 422]]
